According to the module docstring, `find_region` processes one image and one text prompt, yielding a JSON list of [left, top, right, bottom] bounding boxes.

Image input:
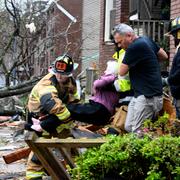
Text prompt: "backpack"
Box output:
[[111, 105, 128, 131]]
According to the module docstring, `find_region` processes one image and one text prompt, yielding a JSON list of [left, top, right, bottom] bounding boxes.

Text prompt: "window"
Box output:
[[104, 0, 116, 42]]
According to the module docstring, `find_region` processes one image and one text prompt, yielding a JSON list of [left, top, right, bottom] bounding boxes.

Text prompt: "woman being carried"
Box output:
[[67, 61, 120, 125]]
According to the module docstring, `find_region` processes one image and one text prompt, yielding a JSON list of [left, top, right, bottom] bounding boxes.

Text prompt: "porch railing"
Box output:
[[130, 20, 170, 71], [129, 20, 169, 42]]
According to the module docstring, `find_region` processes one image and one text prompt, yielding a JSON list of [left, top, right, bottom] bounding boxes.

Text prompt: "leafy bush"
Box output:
[[143, 113, 180, 136], [70, 134, 180, 180]]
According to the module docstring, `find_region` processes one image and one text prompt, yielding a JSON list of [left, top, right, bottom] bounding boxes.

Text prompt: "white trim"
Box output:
[[43, 0, 77, 23], [104, 0, 114, 42]]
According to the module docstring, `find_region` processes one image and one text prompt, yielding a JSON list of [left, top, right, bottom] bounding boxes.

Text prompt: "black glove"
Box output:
[[40, 115, 61, 133], [24, 123, 33, 131]]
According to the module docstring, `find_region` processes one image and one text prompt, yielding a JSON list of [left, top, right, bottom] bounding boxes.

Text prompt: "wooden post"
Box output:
[[58, 147, 76, 169], [25, 131, 106, 179], [25, 132, 71, 180]]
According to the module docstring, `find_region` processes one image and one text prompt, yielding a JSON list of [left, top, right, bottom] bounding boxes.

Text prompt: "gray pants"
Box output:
[[125, 95, 163, 132]]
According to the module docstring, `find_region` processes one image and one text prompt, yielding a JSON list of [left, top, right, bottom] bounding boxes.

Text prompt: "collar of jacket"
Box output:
[[49, 74, 58, 86], [49, 75, 62, 96], [49, 74, 69, 103]]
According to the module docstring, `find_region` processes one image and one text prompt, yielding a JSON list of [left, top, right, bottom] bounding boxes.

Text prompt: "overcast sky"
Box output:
[[0, 0, 48, 10]]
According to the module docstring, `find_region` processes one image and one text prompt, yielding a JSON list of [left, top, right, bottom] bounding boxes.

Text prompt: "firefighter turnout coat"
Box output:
[[28, 73, 79, 122]]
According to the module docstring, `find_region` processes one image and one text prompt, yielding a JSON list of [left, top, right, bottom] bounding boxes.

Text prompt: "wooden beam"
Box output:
[[58, 147, 76, 169], [37, 146, 71, 180], [35, 138, 107, 148], [24, 131, 107, 179], [25, 132, 71, 180]]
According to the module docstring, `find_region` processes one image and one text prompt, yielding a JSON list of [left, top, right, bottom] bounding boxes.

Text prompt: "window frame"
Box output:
[[104, 0, 116, 42]]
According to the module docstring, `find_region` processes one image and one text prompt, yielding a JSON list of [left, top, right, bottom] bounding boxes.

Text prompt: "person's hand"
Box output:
[[24, 123, 43, 132], [162, 77, 169, 86], [114, 79, 121, 92]]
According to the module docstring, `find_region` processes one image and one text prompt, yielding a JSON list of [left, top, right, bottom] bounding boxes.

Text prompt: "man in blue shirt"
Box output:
[[112, 23, 168, 132]]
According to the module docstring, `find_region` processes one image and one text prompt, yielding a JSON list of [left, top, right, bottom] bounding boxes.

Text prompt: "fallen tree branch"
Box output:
[[0, 77, 41, 91], [0, 110, 23, 116], [0, 77, 42, 98], [0, 85, 33, 98]]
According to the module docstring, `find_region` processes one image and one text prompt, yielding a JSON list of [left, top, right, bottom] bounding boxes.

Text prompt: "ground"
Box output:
[[0, 121, 26, 180]]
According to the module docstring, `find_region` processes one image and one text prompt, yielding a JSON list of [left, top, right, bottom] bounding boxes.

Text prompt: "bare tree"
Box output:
[[0, 0, 91, 98], [0, 0, 46, 87]]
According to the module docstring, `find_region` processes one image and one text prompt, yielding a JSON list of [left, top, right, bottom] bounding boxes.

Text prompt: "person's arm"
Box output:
[[93, 75, 116, 90], [168, 54, 180, 85], [168, 69, 180, 85], [119, 63, 129, 76], [157, 48, 168, 61], [38, 85, 71, 121], [148, 37, 168, 61]]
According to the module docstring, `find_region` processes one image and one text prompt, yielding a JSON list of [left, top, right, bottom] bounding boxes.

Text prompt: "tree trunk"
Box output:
[[5, 74, 10, 87]]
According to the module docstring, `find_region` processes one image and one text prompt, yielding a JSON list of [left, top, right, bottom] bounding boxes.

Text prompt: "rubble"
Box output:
[[0, 123, 26, 179]]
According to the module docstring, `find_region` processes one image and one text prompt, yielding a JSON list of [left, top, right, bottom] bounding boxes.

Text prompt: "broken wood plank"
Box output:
[[25, 131, 106, 179], [35, 137, 106, 148], [25, 132, 71, 180], [58, 147, 76, 169]]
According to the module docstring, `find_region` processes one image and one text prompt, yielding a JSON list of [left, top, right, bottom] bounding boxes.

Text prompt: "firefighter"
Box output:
[[163, 16, 180, 119], [67, 60, 120, 125], [25, 54, 79, 180]]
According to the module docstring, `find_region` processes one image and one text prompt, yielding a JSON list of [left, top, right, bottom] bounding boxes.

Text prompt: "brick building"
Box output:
[[32, 0, 102, 77], [169, 0, 180, 66], [99, 0, 129, 73], [99, 0, 170, 74], [32, 0, 83, 76], [32, 0, 176, 78]]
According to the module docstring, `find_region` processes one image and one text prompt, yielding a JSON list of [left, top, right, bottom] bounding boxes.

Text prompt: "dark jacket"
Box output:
[[168, 47, 180, 99]]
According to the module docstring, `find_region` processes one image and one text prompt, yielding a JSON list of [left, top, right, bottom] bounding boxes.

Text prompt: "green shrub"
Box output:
[[143, 113, 171, 135], [70, 134, 180, 180]]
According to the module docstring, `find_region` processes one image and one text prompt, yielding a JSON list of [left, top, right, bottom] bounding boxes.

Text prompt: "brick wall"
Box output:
[[55, 0, 82, 71], [169, 0, 180, 67], [33, 0, 83, 76], [115, 0, 129, 24], [99, 0, 129, 74], [45, 0, 82, 75]]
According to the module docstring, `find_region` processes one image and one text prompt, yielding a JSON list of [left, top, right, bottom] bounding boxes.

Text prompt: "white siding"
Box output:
[[81, 0, 100, 71]]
